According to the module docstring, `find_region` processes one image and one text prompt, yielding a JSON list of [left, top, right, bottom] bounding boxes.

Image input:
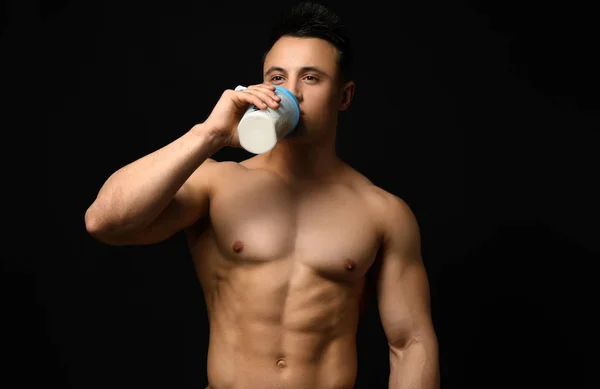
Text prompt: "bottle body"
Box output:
[[236, 85, 300, 154]]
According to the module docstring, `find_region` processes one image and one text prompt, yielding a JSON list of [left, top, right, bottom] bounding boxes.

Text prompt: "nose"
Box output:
[[293, 91, 302, 103], [281, 78, 302, 102], [286, 84, 302, 103]]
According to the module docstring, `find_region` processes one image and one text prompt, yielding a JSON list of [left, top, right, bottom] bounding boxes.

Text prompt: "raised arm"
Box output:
[[84, 84, 283, 246], [375, 194, 440, 389], [84, 124, 225, 246]]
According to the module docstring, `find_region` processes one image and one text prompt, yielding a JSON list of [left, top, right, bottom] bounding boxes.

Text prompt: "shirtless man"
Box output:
[[84, 2, 439, 388]]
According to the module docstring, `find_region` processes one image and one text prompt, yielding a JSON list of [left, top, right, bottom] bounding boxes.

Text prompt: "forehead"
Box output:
[[264, 36, 339, 74]]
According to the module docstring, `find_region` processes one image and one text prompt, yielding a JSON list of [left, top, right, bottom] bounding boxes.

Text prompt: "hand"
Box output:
[[204, 84, 281, 148]]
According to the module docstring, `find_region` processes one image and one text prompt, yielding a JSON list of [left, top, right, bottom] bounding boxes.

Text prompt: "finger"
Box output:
[[248, 83, 275, 91], [248, 84, 281, 102], [242, 88, 280, 109], [235, 90, 269, 110]]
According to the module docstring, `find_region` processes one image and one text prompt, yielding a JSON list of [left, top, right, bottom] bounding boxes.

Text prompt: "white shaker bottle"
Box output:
[[235, 85, 300, 154]]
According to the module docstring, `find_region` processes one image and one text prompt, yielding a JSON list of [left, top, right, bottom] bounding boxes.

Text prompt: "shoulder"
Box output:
[[365, 186, 418, 234], [183, 158, 249, 200], [339, 164, 419, 243], [189, 157, 240, 175], [190, 157, 247, 180], [344, 168, 419, 244], [355, 186, 422, 268], [342, 165, 415, 227], [206, 157, 246, 171]]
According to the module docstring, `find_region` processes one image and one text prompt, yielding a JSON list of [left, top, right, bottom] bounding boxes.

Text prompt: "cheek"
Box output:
[[304, 90, 338, 115]]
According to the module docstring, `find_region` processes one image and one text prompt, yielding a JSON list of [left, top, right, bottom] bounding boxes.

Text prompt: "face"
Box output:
[[263, 36, 354, 141]]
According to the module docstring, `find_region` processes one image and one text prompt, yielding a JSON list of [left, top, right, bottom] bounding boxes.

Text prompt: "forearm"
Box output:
[[85, 123, 224, 231], [389, 337, 440, 389]]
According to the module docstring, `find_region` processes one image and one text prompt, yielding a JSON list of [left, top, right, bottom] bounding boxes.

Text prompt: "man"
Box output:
[[85, 2, 440, 388]]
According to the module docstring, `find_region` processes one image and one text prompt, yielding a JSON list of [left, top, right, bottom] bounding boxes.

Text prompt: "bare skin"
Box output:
[[188, 156, 385, 389], [86, 35, 439, 389]]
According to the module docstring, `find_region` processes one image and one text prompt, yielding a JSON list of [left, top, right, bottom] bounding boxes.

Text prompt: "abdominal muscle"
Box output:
[[200, 257, 365, 389]]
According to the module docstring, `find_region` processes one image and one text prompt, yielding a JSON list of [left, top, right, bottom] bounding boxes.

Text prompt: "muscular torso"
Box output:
[[185, 157, 386, 389]]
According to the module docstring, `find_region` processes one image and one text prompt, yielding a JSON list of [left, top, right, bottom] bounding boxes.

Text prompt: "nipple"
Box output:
[[344, 259, 356, 271], [232, 240, 244, 253]]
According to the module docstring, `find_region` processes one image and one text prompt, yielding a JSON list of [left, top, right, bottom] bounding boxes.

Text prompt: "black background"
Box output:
[[3, 0, 598, 388]]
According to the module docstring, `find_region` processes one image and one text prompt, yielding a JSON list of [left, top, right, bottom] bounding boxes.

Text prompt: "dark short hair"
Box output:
[[263, 1, 354, 83]]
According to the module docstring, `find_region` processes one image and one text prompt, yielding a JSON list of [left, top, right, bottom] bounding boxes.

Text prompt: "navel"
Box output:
[[232, 240, 244, 253], [276, 358, 287, 368], [344, 259, 356, 271]]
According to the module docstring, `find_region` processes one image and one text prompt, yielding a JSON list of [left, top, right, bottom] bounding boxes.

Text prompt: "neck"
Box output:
[[261, 127, 341, 183]]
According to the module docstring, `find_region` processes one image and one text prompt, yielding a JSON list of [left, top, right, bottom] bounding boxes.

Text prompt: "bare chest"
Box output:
[[205, 174, 381, 281]]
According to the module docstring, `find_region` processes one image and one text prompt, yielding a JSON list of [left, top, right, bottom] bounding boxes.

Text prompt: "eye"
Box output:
[[304, 75, 318, 83], [270, 75, 284, 82]]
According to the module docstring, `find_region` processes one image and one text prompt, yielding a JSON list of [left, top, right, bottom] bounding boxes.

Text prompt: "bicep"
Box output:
[[129, 183, 209, 245], [375, 194, 435, 347], [377, 256, 434, 347], [107, 159, 216, 246]]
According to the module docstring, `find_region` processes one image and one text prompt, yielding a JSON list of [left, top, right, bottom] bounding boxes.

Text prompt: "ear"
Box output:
[[338, 81, 355, 111]]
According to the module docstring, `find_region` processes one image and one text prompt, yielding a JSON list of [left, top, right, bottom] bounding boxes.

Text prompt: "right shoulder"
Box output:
[[185, 158, 246, 193], [199, 157, 242, 171], [197, 157, 249, 173]]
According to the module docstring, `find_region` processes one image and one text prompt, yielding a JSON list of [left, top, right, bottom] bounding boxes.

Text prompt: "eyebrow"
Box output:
[[264, 66, 330, 78]]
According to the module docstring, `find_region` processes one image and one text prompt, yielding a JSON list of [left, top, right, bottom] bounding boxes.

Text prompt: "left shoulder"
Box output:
[[339, 164, 419, 238], [354, 183, 420, 247]]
